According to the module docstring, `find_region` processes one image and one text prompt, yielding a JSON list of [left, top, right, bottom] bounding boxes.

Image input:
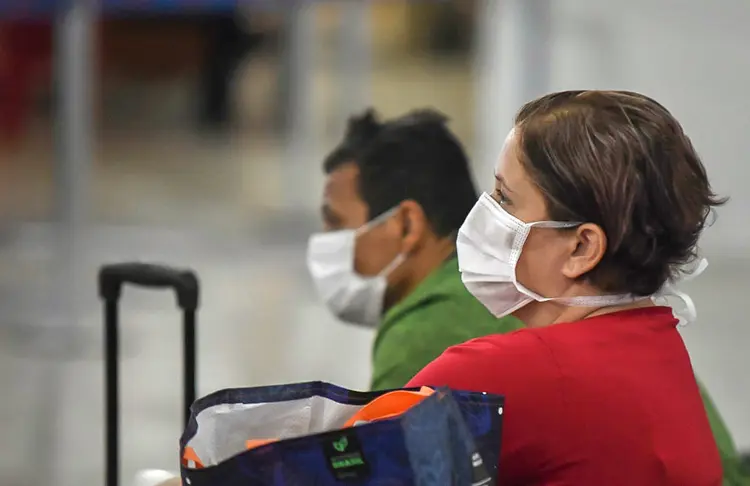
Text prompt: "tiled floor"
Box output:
[[1, 53, 748, 486]]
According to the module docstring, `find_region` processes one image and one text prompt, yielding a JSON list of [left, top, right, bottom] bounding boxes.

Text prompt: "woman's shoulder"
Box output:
[[406, 328, 558, 392], [452, 327, 546, 355]]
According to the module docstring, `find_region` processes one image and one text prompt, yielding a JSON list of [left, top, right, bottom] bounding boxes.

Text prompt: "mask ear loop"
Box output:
[[376, 207, 408, 278], [378, 253, 406, 278], [354, 206, 407, 279], [654, 258, 708, 326], [658, 286, 697, 327], [356, 206, 401, 237]]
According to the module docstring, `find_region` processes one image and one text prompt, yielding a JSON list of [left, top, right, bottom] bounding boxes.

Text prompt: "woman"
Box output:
[[408, 90, 726, 485]]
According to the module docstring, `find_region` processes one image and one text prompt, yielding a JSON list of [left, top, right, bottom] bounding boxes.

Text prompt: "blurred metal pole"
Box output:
[[474, 0, 552, 182], [337, 0, 372, 130], [282, 2, 316, 210], [21, 2, 97, 484], [54, 0, 94, 324], [56, 0, 93, 238]]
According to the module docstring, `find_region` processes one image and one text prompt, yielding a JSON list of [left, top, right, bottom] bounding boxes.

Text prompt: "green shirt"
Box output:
[[698, 383, 750, 485], [369, 256, 747, 484], [370, 256, 523, 391]]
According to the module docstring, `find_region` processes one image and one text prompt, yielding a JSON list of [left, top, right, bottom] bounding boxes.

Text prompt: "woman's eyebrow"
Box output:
[[494, 174, 515, 193]]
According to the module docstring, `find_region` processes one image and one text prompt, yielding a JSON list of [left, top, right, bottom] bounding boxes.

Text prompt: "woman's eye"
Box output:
[[494, 189, 511, 206]]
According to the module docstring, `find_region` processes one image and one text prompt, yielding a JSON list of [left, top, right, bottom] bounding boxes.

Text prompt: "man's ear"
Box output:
[[561, 223, 607, 279], [396, 200, 428, 254]]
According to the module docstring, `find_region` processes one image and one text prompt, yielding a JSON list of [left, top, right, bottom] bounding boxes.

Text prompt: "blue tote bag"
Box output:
[[180, 382, 504, 486]]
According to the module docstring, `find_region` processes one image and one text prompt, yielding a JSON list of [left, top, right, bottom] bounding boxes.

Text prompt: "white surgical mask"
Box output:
[[457, 192, 664, 319], [307, 208, 405, 327]]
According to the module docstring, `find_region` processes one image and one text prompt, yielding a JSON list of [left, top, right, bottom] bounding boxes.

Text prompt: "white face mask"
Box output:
[[457, 192, 703, 321], [306, 208, 405, 327]]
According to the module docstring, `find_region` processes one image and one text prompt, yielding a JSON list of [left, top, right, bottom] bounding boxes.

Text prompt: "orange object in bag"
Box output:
[[182, 445, 204, 469], [343, 387, 435, 427]]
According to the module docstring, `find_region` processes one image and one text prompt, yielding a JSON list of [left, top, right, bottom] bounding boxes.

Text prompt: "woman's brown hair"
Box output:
[[514, 90, 726, 296]]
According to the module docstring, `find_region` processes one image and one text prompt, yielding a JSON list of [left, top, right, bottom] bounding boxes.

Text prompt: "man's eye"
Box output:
[[322, 214, 341, 230]]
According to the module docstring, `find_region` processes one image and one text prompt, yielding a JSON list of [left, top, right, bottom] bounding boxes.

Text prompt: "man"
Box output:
[[306, 108, 524, 390]]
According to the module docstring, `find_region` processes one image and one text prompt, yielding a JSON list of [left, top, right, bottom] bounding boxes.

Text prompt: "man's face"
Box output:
[[321, 162, 403, 277]]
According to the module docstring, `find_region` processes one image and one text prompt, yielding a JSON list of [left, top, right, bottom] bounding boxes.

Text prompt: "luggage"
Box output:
[[99, 262, 200, 486], [180, 382, 504, 486]]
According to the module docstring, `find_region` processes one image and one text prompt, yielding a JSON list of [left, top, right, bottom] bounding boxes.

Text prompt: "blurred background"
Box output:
[[0, 0, 748, 484]]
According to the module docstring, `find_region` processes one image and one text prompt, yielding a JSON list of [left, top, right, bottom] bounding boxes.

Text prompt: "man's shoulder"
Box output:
[[371, 286, 522, 388], [375, 258, 523, 354], [374, 293, 489, 357], [382, 257, 521, 332], [377, 289, 522, 350], [383, 286, 497, 328], [383, 260, 468, 318]]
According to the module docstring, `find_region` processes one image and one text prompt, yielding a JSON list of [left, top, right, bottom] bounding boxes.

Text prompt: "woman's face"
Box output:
[[492, 129, 583, 301]]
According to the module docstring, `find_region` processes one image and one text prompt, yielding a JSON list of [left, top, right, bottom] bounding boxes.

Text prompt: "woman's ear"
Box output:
[[397, 200, 427, 254], [562, 223, 607, 279]]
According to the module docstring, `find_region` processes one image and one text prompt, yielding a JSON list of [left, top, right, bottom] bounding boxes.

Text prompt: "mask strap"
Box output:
[[551, 293, 645, 307], [529, 220, 582, 229], [514, 273, 645, 306], [653, 257, 707, 326], [683, 257, 708, 282], [356, 206, 400, 236], [656, 286, 697, 327], [353, 206, 407, 278], [378, 253, 406, 278]]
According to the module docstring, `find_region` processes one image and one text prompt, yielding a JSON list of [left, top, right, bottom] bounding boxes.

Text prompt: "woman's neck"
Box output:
[[515, 299, 655, 328]]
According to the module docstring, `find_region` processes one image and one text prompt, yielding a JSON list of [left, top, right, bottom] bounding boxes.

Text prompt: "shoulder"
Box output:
[[406, 329, 560, 393], [375, 292, 522, 358], [379, 260, 523, 346], [371, 297, 521, 391], [383, 257, 482, 324], [372, 295, 488, 374]]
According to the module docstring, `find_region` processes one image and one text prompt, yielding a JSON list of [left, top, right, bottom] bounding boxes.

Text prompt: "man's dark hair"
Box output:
[[323, 109, 385, 173], [323, 108, 479, 237]]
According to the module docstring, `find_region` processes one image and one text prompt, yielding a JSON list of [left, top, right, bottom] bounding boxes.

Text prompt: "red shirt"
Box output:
[[407, 307, 722, 486]]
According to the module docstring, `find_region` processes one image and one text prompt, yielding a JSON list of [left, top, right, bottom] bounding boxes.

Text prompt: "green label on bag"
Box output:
[[321, 430, 370, 481], [332, 436, 348, 453]]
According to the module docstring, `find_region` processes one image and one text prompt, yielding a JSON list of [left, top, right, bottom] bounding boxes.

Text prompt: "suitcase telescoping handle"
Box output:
[[99, 263, 200, 486]]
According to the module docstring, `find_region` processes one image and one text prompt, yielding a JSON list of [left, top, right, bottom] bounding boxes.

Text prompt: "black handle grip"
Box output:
[[98, 263, 199, 311]]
